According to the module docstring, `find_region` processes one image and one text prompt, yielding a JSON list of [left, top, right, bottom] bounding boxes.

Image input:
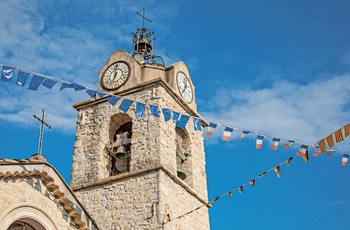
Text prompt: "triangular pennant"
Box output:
[[60, 82, 74, 91], [172, 111, 180, 123], [193, 117, 202, 131], [42, 78, 57, 89], [28, 75, 45, 91], [97, 91, 107, 98], [107, 95, 120, 106], [16, 71, 29, 86], [285, 157, 293, 166], [335, 128, 344, 143], [274, 166, 280, 178], [302, 150, 309, 162], [270, 138, 280, 150], [119, 99, 134, 113], [72, 83, 86, 91], [165, 214, 171, 222], [206, 122, 217, 136], [256, 135, 264, 149], [176, 115, 190, 129], [282, 140, 295, 149], [1, 65, 14, 82], [345, 123, 350, 137], [162, 108, 171, 122], [239, 130, 250, 141], [259, 172, 267, 177], [135, 102, 146, 118], [212, 196, 220, 203], [249, 180, 255, 186], [222, 127, 234, 142], [326, 134, 335, 148], [297, 145, 309, 162], [342, 154, 349, 166], [227, 191, 232, 196], [86, 89, 96, 98], [238, 186, 243, 194], [318, 139, 327, 153], [149, 104, 159, 117]]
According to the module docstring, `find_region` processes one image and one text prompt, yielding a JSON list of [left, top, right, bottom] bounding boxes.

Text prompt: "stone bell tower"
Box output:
[[70, 11, 210, 230]]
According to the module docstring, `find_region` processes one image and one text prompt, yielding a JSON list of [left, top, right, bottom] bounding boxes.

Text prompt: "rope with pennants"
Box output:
[[1, 64, 349, 166], [2, 64, 350, 224], [165, 130, 350, 223], [165, 156, 294, 223]]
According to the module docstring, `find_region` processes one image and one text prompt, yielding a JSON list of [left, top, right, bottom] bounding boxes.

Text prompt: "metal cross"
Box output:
[[136, 8, 151, 29], [33, 109, 52, 156]]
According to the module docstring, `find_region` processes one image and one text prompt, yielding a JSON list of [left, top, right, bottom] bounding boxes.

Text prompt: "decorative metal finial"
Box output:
[[33, 109, 52, 156], [131, 8, 165, 66], [136, 8, 151, 30]]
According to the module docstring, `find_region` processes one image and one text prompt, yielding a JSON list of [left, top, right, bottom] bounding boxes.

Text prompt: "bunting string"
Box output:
[[1, 64, 349, 166], [165, 156, 295, 223]]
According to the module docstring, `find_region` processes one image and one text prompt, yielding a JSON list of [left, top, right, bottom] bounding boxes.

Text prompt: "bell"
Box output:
[[114, 146, 128, 159], [135, 36, 152, 53], [176, 155, 187, 180], [176, 162, 187, 180]]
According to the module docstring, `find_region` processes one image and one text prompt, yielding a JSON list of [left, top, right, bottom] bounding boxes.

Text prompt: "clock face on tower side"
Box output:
[[176, 72, 193, 103], [101, 61, 130, 90]]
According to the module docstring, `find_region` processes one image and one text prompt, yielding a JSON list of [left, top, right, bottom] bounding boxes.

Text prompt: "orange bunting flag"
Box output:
[[166, 214, 171, 222], [345, 123, 350, 137], [326, 134, 335, 148], [285, 157, 293, 166], [318, 139, 327, 153], [313, 147, 321, 157], [274, 166, 280, 178], [238, 186, 243, 194], [249, 180, 255, 186], [335, 129, 344, 143]]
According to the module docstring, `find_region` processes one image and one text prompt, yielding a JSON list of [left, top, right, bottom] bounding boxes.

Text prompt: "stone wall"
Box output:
[[70, 80, 209, 229], [71, 83, 208, 200], [73, 168, 210, 230]]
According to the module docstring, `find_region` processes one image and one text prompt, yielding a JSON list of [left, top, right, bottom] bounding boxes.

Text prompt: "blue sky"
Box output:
[[1, 0, 350, 229]]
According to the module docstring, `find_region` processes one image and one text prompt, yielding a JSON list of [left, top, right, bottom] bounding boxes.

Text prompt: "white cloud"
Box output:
[[201, 74, 350, 151]]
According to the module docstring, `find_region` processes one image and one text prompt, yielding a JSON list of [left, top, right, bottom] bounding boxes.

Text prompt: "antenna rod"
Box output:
[[33, 109, 52, 155]]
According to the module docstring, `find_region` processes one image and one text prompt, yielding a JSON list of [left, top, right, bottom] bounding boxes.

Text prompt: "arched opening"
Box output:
[[8, 221, 36, 230], [0, 204, 58, 230], [175, 127, 191, 182], [107, 113, 133, 176]]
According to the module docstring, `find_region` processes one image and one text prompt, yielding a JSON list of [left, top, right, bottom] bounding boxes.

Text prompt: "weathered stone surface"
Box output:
[[70, 53, 210, 229]]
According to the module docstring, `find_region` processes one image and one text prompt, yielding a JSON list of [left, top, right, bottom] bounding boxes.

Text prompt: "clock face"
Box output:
[[101, 61, 130, 90], [176, 72, 193, 103]]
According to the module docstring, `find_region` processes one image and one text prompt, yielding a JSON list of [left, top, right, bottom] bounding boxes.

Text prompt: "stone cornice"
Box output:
[[70, 166, 209, 207]]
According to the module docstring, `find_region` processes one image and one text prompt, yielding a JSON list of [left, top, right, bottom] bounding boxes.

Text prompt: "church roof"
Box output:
[[0, 157, 100, 230]]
